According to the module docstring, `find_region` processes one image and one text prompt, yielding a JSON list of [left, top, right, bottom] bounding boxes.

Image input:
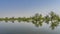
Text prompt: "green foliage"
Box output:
[[0, 11, 60, 30]]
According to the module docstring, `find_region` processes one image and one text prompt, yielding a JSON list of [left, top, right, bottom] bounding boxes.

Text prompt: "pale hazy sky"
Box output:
[[0, 0, 60, 17]]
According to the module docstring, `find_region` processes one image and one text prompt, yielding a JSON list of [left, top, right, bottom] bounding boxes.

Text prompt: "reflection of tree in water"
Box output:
[[17, 17, 21, 23], [49, 11, 60, 30], [44, 15, 50, 24], [4, 17, 9, 23], [50, 21, 59, 30], [32, 21, 43, 27], [31, 11, 60, 30], [9, 17, 15, 23], [0, 11, 60, 30], [31, 13, 44, 27]]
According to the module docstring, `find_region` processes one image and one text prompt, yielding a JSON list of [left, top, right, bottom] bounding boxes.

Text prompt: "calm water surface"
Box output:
[[0, 21, 60, 34]]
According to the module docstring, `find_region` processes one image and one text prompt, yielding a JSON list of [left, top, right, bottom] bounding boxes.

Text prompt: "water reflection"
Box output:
[[0, 11, 60, 30], [50, 21, 59, 30], [0, 19, 59, 30]]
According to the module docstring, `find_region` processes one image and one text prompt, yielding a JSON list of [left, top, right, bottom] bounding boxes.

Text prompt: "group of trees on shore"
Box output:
[[0, 11, 60, 22], [0, 11, 60, 30]]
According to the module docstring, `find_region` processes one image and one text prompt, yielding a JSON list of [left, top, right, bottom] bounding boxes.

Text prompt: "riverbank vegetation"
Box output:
[[0, 11, 60, 30], [0, 11, 60, 22]]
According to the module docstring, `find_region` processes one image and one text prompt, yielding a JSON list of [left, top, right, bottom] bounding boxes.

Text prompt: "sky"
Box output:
[[0, 0, 60, 17]]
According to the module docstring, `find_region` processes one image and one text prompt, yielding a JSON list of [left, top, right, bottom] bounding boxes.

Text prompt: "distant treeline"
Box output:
[[0, 11, 60, 30], [0, 11, 60, 22]]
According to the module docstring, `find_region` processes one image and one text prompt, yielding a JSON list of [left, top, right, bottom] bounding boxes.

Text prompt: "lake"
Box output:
[[0, 21, 60, 34]]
